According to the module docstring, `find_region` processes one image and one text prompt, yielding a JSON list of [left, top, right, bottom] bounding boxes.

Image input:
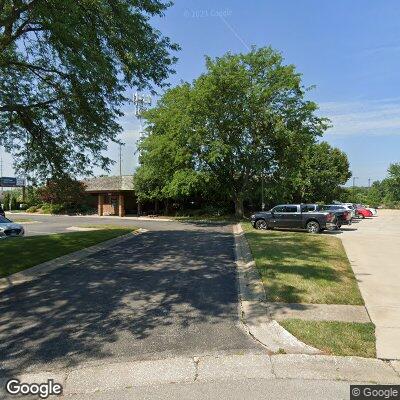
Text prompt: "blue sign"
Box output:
[[0, 177, 25, 187]]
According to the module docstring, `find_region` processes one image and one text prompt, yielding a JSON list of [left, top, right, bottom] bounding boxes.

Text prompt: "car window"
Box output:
[[272, 206, 285, 213], [302, 205, 311, 212], [284, 206, 298, 213], [0, 216, 11, 223]]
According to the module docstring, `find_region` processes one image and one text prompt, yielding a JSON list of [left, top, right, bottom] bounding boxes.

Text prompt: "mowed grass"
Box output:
[[280, 319, 376, 357], [0, 226, 135, 278], [243, 223, 363, 305]]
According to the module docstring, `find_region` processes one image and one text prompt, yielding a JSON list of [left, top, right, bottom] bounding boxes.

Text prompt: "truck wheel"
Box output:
[[255, 219, 267, 230], [306, 220, 320, 234]]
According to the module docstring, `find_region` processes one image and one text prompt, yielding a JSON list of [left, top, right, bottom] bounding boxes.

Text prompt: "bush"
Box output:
[[26, 206, 39, 213], [40, 203, 65, 214], [37, 178, 86, 205]]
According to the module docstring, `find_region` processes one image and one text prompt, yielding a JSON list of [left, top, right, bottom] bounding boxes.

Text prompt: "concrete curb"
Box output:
[[232, 224, 321, 355], [0, 230, 145, 292], [1, 353, 399, 398]]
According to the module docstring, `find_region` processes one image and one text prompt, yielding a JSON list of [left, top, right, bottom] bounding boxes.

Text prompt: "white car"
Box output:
[[364, 207, 378, 216], [340, 203, 357, 219], [0, 216, 25, 238]]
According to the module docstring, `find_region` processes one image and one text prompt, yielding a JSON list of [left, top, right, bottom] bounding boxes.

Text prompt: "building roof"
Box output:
[[83, 175, 134, 192]]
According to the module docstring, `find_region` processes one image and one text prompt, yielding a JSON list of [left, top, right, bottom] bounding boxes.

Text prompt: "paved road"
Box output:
[[0, 216, 261, 377], [340, 209, 400, 360]]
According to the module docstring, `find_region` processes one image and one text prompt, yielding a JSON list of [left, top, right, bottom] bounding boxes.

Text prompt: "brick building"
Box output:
[[84, 175, 136, 217]]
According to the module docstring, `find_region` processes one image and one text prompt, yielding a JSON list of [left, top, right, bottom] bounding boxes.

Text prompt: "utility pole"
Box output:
[[119, 143, 123, 176], [261, 172, 265, 211], [368, 178, 371, 188], [133, 92, 152, 137], [352, 176, 358, 189]]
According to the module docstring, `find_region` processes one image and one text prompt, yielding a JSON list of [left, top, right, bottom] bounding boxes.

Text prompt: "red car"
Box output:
[[356, 207, 373, 219]]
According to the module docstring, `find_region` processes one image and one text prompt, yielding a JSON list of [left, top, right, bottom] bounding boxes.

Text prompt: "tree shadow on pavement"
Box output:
[[0, 228, 259, 378]]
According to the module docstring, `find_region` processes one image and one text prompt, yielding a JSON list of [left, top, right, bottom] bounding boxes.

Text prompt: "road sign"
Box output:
[[0, 177, 25, 187]]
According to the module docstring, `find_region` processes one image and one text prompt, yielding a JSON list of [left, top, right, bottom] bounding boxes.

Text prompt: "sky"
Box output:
[[2, 0, 400, 186]]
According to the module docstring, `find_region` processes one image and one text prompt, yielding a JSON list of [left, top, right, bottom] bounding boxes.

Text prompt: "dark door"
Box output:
[[281, 205, 302, 228], [270, 205, 286, 228]]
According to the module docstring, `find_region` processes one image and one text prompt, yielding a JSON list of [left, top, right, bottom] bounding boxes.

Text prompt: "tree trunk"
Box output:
[[233, 195, 244, 219], [164, 199, 170, 215]]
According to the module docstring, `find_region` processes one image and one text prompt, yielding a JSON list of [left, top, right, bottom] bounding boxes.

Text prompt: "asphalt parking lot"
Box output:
[[5, 213, 178, 236], [0, 214, 262, 376]]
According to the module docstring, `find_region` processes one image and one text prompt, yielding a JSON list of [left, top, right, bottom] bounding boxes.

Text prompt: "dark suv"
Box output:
[[306, 204, 352, 228], [251, 204, 337, 233]]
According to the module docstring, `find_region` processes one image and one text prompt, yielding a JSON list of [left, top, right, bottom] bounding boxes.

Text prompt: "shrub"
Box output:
[[37, 178, 86, 206], [40, 203, 65, 214], [26, 206, 39, 213]]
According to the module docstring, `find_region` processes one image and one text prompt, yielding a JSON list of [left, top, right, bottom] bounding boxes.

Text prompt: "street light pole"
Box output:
[[133, 92, 152, 216], [352, 176, 358, 189]]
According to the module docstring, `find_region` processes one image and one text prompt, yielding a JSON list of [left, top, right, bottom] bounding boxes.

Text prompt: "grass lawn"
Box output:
[[0, 226, 135, 278], [280, 319, 376, 357], [242, 223, 363, 305]]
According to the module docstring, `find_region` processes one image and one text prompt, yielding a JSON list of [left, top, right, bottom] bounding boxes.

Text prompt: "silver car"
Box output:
[[0, 216, 25, 238]]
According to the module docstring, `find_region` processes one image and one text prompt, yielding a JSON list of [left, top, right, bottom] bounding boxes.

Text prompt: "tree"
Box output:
[[298, 142, 351, 203], [135, 84, 211, 211], [138, 47, 329, 217], [0, 0, 178, 179], [385, 162, 400, 202], [37, 177, 86, 206]]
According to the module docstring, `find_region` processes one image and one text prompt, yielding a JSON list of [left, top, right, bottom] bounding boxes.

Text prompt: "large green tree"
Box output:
[[297, 141, 351, 203], [137, 47, 329, 217], [0, 0, 178, 179]]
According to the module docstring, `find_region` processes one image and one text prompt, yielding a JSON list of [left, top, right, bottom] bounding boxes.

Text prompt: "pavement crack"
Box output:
[[193, 356, 200, 381]]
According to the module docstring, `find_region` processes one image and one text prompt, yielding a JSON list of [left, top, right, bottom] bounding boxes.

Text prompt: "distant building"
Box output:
[[83, 175, 136, 217]]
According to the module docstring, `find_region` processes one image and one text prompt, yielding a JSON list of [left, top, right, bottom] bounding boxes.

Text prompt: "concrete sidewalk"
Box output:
[[1, 352, 399, 398], [340, 210, 400, 359]]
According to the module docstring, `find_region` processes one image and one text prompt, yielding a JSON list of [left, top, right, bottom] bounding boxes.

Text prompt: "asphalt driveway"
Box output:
[[340, 210, 400, 360], [0, 218, 261, 377], [5, 213, 177, 236]]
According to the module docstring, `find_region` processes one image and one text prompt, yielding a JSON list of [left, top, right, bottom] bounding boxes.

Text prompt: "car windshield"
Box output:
[[0, 216, 11, 223]]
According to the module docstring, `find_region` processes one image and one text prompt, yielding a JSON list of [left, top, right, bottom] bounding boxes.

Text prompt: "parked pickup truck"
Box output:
[[251, 204, 337, 233]]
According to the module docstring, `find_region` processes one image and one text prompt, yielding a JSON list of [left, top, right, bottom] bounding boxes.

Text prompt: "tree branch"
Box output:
[[0, 98, 58, 112]]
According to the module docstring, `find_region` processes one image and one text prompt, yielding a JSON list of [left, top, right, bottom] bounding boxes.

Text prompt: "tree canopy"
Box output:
[[136, 47, 347, 217], [344, 162, 400, 207], [0, 0, 178, 180]]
